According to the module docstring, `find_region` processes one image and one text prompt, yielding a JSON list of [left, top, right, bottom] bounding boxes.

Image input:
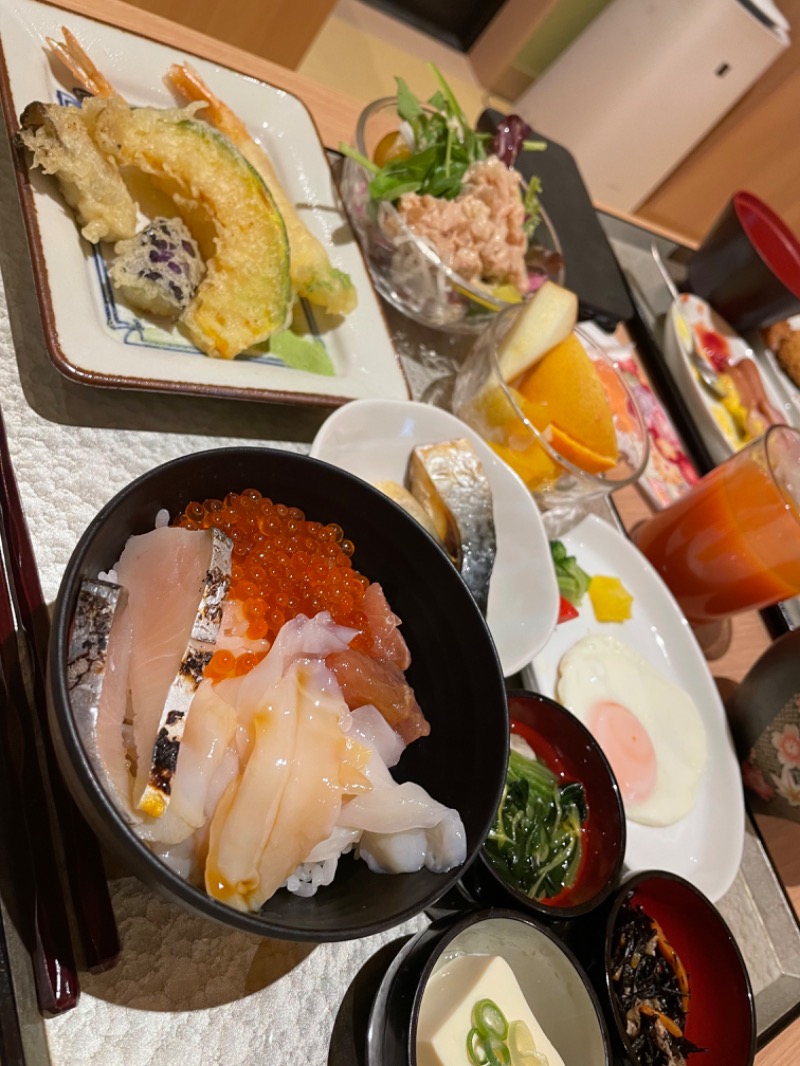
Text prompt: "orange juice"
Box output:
[[633, 426, 800, 622]]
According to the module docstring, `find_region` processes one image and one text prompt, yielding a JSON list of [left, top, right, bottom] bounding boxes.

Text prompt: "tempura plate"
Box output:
[[0, 0, 410, 406], [528, 514, 744, 903]]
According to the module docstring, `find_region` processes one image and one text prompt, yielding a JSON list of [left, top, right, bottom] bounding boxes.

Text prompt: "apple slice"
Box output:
[[496, 281, 579, 383]]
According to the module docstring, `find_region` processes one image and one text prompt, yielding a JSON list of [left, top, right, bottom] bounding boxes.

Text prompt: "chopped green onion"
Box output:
[[473, 999, 509, 1039], [484, 1035, 512, 1066], [468, 1027, 489, 1065]]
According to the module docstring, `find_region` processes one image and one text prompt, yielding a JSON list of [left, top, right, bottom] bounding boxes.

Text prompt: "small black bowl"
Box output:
[[367, 908, 612, 1066], [596, 871, 756, 1066], [461, 690, 626, 922], [46, 446, 509, 941]]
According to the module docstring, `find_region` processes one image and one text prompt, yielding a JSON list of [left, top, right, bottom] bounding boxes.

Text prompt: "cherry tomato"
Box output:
[[372, 130, 411, 168], [557, 595, 579, 624]]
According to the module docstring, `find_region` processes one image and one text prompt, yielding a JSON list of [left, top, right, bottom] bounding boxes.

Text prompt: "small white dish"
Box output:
[[0, 0, 409, 407], [310, 399, 559, 676], [663, 293, 793, 465], [527, 514, 744, 903]]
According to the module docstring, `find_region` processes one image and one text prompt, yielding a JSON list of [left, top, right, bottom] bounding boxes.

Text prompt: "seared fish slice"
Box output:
[[407, 438, 497, 615], [67, 579, 135, 819]]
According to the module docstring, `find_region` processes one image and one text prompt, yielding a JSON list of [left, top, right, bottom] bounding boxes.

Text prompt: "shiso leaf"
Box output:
[[269, 330, 335, 376]]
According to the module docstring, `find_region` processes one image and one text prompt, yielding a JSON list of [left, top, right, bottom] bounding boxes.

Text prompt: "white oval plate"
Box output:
[[310, 399, 559, 676], [663, 293, 794, 466], [529, 514, 744, 903]]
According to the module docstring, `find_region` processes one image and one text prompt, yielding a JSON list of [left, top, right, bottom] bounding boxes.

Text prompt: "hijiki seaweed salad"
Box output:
[[610, 896, 704, 1066], [67, 490, 467, 913], [341, 66, 563, 304]]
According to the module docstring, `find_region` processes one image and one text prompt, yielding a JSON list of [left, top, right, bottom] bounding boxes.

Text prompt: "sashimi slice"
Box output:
[[359, 811, 466, 875], [361, 583, 411, 669], [216, 610, 356, 731], [134, 805, 196, 846], [348, 703, 406, 768], [204, 665, 300, 909], [327, 648, 430, 743], [248, 659, 352, 909], [67, 579, 137, 821], [114, 525, 231, 817], [167, 679, 237, 830], [337, 742, 466, 875]]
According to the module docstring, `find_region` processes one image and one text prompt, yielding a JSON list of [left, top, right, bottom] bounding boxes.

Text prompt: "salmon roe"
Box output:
[[174, 489, 371, 680]]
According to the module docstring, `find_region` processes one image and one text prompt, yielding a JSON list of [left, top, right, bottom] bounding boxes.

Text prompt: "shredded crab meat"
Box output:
[[396, 155, 528, 293]]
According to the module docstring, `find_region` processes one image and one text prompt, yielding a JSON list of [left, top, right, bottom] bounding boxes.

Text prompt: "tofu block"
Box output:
[[416, 953, 565, 1066]]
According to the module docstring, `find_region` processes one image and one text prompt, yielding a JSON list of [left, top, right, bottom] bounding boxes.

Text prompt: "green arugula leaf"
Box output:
[[395, 76, 423, 122]]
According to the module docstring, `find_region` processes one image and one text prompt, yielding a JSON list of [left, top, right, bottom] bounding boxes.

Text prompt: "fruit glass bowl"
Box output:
[[460, 691, 626, 923], [339, 97, 564, 334], [46, 447, 509, 942], [451, 310, 650, 516]]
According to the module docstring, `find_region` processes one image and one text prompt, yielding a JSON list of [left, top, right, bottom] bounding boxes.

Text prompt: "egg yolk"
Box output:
[[589, 700, 657, 804]]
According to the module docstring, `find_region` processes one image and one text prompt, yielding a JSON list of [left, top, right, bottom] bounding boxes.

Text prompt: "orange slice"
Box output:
[[489, 439, 561, 489], [516, 333, 618, 466], [549, 426, 617, 474]]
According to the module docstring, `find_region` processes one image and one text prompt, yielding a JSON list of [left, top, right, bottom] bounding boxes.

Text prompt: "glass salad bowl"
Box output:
[[339, 97, 564, 334]]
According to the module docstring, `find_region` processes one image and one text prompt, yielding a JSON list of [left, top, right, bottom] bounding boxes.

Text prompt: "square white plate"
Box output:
[[0, 0, 410, 406]]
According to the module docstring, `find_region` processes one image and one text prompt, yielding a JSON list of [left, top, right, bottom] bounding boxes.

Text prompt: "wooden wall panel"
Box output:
[[118, 0, 338, 69]]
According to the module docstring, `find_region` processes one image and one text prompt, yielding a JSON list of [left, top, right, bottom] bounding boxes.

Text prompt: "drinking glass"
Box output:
[[632, 424, 800, 624]]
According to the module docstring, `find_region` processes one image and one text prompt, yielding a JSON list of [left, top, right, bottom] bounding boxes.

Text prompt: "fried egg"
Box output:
[[556, 635, 707, 827]]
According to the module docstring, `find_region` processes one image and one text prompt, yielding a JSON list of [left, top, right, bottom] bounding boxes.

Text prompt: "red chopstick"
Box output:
[[0, 411, 120, 1001]]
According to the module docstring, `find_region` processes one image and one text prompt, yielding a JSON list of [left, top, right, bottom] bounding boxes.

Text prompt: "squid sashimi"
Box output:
[[248, 660, 361, 909], [327, 647, 430, 743], [338, 713, 466, 875], [361, 583, 411, 669], [165, 680, 237, 830], [347, 703, 406, 769], [205, 664, 300, 908]]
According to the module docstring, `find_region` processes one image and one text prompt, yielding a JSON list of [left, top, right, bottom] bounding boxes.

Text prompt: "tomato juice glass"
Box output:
[[632, 424, 800, 624]]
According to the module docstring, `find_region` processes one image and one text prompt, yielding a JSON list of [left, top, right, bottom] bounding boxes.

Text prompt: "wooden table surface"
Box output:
[[23, 2, 800, 1062]]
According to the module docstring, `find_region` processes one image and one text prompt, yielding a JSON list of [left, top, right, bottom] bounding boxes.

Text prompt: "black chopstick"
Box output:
[[0, 411, 120, 995]]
